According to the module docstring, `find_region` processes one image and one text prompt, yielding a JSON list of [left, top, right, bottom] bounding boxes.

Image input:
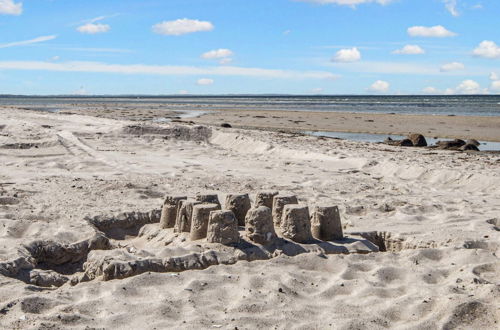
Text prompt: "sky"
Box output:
[[0, 0, 499, 95]]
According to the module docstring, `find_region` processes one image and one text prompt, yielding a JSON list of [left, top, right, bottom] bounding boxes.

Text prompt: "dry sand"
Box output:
[[0, 107, 499, 329]]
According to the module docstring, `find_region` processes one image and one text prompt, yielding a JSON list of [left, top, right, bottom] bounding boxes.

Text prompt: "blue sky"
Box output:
[[0, 0, 499, 95]]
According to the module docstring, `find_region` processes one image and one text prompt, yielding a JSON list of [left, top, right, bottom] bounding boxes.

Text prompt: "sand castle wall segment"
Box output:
[[272, 194, 298, 227], [190, 203, 221, 240], [281, 205, 313, 243], [160, 196, 186, 229], [206, 210, 240, 244], [254, 191, 279, 209], [175, 199, 201, 233], [225, 194, 251, 226], [311, 206, 344, 241], [245, 206, 276, 245]]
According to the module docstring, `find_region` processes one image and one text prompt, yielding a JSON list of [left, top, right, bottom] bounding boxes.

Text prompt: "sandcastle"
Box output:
[[0, 190, 381, 287], [160, 191, 344, 245]]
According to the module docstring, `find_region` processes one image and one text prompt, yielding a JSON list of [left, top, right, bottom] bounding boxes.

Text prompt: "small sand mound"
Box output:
[[121, 124, 211, 142]]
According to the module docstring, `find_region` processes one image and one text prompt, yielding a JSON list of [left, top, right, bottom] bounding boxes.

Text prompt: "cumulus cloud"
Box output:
[[443, 0, 459, 16], [368, 80, 390, 93], [332, 47, 361, 63], [392, 45, 425, 55], [0, 0, 22, 15], [201, 49, 234, 64], [407, 25, 457, 38], [0, 35, 56, 49], [490, 72, 499, 81], [0, 60, 338, 80], [454, 80, 484, 94], [201, 49, 233, 59], [440, 62, 465, 72], [153, 18, 214, 36], [472, 41, 500, 59], [490, 81, 500, 92], [77, 23, 110, 34], [197, 78, 214, 85], [294, 0, 395, 7], [422, 87, 440, 94]]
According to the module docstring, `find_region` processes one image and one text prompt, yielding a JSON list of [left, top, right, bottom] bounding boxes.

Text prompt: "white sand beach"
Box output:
[[0, 107, 498, 329]]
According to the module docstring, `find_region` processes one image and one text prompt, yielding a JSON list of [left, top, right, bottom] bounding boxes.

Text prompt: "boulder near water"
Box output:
[[408, 133, 427, 147]]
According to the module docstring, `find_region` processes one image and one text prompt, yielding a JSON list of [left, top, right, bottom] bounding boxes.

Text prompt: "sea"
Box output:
[[2, 95, 500, 150], [1, 95, 500, 117]]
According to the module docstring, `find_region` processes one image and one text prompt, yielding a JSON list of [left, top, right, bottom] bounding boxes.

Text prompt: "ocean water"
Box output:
[[1, 95, 500, 117]]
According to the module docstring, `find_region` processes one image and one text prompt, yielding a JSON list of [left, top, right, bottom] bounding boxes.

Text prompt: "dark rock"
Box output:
[[436, 139, 466, 150], [408, 133, 427, 147], [398, 139, 413, 147], [466, 139, 480, 147], [221, 123, 232, 128], [460, 144, 479, 151]]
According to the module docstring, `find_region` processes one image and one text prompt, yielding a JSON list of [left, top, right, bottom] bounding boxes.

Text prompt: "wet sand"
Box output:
[[190, 109, 500, 142]]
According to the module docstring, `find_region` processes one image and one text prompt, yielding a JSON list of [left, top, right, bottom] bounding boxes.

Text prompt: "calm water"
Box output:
[[1, 95, 500, 117]]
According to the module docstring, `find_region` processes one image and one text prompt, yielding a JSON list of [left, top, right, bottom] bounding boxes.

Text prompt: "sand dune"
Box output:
[[0, 108, 498, 329]]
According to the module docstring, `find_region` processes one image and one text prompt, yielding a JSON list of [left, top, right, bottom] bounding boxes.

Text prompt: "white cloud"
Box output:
[[153, 18, 214, 36], [0, 0, 22, 15], [443, 0, 459, 16], [368, 80, 390, 93], [294, 0, 395, 7], [311, 88, 324, 93], [218, 58, 233, 65], [472, 40, 500, 59], [283, 30, 291, 35], [332, 47, 361, 63], [490, 72, 499, 81], [407, 25, 457, 38], [50, 56, 60, 61], [422, 87, 440, 94], [197, 78, 214, 85], [201, 49, 233, 59], [0, 35, 56, 49], [490, 81, 500, 92], [0, 60, 339, 80], [455, 80, 484, 94], [440, 62, 465, 72], [201, 49, 234, 65], [178, 90, 189, 95], [392, 45, 425, 55], [77, 23, 110, 34]]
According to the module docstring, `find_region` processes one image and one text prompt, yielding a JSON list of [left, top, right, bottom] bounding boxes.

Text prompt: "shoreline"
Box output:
[[5, 104, 500, 142], [189, 109, 500, 142]]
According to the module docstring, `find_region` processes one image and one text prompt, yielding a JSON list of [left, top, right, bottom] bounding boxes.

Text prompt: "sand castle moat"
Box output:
[[0, 191, 381, 288]]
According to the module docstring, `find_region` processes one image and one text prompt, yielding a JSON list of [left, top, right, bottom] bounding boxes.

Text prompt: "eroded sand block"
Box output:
[[272, 194, 298, 226], [225, 194, 251, 226], [160, 204, 178, 229], [206, 210, 240, 245], [190, 203, 221, 240], [281, 205, 312, 243], [163, 195, 187, 206], [196, 194, 221, 207], [245, 206, 276, 245], [254, 191, 279, 209], [175, 200, 201, 233], [160, 195, 186, 229], [311, 206, 343, 241]]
